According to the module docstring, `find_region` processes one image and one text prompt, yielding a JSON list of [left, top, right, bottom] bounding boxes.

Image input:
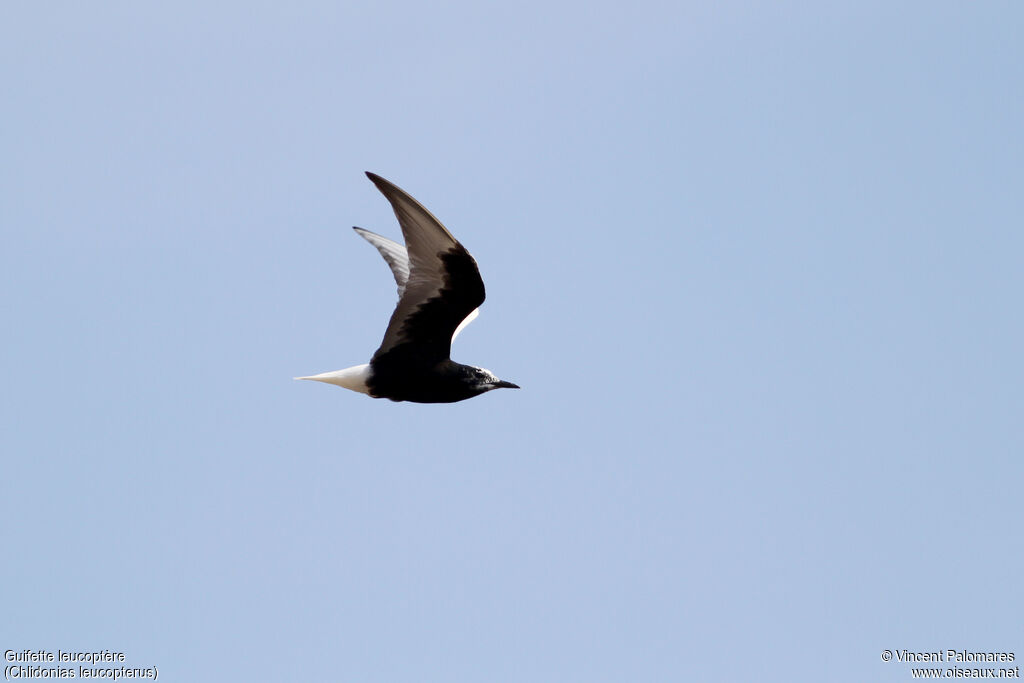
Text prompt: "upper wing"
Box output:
[[364, 172, 485, 363]]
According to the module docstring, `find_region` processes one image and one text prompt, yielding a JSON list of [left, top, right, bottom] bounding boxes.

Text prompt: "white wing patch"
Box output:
[[452, 307, 479, 343]]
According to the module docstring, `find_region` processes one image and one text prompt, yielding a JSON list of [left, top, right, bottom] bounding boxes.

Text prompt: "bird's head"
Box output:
[[467, 366, 520, 394]]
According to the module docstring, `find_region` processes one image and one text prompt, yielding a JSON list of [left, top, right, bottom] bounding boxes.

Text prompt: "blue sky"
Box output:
[[3, 2, 1022, 681]]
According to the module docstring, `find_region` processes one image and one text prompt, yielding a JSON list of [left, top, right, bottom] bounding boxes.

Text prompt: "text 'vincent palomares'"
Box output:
[[893, 650, 1015, 663]]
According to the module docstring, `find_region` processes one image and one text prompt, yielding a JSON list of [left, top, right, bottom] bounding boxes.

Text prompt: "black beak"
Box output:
[[495, 380, 520, 389]]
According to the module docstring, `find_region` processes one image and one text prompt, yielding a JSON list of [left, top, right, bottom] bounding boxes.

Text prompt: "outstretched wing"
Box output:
[[364, 172, 485, 363], [353, 227, 409, 299]]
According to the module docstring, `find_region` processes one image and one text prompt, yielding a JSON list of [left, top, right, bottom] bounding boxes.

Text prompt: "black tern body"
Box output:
[[297, 172, 518, 403]]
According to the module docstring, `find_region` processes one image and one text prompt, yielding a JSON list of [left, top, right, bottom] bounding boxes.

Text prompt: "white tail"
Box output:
[[294, 364, 372, 395]]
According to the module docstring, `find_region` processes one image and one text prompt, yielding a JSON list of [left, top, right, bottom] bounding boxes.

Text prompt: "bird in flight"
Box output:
[[296, 172, 519, 403]]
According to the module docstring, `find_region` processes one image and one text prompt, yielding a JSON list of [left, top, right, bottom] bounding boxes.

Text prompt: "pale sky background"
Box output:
[[2, 2, 1022, 681]]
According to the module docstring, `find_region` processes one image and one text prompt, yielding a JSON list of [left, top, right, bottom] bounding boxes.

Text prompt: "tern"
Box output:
[[296, 172, 519, 403]]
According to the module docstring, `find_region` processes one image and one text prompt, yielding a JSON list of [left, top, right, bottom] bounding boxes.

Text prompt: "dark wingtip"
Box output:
[[365, 172, 398, 196]]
